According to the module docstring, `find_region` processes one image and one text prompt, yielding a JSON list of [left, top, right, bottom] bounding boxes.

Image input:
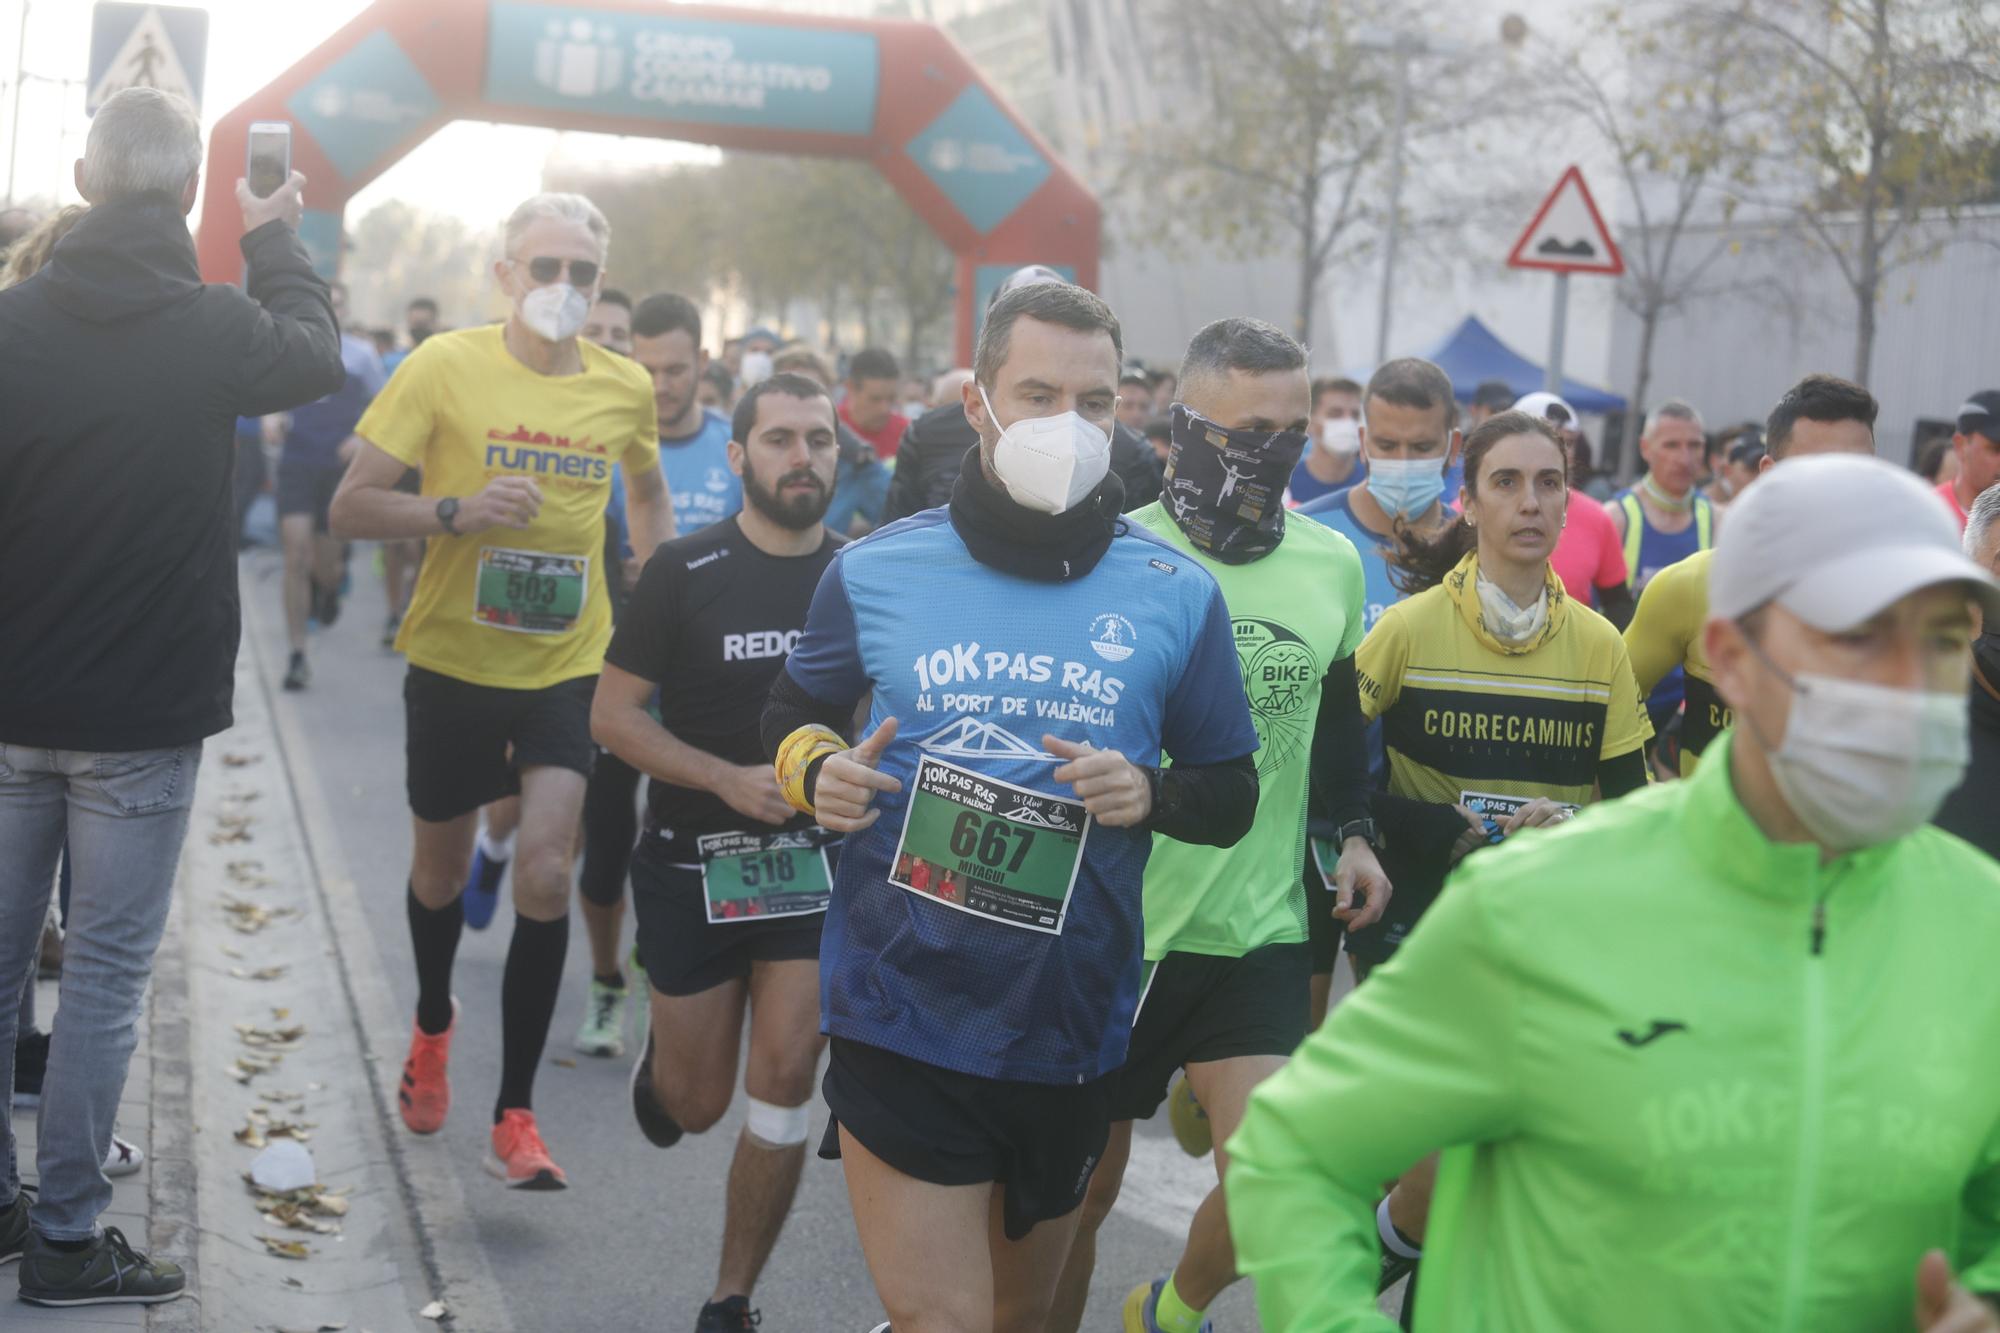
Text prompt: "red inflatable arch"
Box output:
[[197, 0, 1100, 362]]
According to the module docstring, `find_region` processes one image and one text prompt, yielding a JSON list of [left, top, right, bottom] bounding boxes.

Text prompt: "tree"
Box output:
[[343, 200, 500, 331], [1698, 0, 2000, 384], [1112, 0, 1409, 347], [1552, 3, 1765, 473]]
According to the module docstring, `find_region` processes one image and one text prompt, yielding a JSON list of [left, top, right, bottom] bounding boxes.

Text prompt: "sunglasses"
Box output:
[[515, 256, 600, 286]]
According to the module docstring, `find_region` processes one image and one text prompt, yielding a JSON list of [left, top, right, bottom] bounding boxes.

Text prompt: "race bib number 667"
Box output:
[[889, 756, 1090, 935]]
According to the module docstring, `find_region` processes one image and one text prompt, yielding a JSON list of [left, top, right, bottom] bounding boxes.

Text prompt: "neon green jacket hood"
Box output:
[[1227, 731, 2000, 1332]]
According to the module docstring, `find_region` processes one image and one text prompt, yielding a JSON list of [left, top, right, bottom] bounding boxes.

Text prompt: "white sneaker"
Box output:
[[103, 1135, 144, 1178]]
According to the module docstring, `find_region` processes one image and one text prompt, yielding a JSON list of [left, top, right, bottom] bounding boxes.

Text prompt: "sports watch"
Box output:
[[436, 497, 461, 535], [1335, 817, 1382, 851]]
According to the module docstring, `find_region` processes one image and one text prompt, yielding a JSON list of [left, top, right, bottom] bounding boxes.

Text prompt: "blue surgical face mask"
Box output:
[[1368, 455, 1447, 519]]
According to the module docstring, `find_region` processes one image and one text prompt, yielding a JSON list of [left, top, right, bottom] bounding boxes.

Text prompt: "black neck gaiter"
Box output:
[[949, 446, 1125, 582]]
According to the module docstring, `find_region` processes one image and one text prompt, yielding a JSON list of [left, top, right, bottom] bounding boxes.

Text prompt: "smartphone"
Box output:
[[246, 122, 291, 198]]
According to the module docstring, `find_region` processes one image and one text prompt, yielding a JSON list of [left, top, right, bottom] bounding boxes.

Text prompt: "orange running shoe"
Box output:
[[486, 1109, 567, 1190], [398, 999, 456, 1135]]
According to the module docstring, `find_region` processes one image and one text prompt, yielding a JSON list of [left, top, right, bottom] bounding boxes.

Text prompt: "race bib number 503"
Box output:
[[889, 755, 1090, 935], [474, 547, 587, 635]]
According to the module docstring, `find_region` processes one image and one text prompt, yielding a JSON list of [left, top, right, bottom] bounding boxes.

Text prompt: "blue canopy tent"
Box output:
[[1423, 316, 1627, 415]]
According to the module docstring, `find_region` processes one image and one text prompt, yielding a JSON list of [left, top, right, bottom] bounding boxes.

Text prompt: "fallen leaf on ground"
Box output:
[[230, 966, 290, 982], [222, 752, 262, 767], [258, 1234, 311, 1259], [549, 1057, 576, 1068]]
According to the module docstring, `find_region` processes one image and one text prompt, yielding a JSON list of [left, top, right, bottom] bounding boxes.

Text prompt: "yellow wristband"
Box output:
[[775, 725, 844, 815]]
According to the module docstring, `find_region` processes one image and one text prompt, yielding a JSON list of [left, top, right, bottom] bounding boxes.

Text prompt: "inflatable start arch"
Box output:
[[197, 0, 1100, 361]]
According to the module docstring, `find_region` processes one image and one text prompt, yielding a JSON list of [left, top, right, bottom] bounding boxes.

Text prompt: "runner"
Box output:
[[634, 292, 740, 536], [328, 192, 669, 1189], [1046, 318, 1389, 1333], [1515, 392, 1633, 628], [1228, 453, 2000, 1333], [1345, 409, 1654, 1310], [1295, 357, 1460, 1025], [1609, 400, 1714, 738], [1938, 390, 2000, 531], [1625, 374, 1879, 776], [1284, 376, 1365, 506], [277, 280, 387, 689], [762, 280, 1260, 1332], [594, 372, 845, 1332]]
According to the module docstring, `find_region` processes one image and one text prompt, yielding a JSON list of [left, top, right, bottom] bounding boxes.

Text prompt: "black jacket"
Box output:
[[879, 401, 1162, 523], [0, 195, 341, 752], [1935, 635, 2000, 860]]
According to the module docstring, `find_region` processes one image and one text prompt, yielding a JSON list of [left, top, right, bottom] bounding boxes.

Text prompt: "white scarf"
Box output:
[[1476, 570, 1550, 647]]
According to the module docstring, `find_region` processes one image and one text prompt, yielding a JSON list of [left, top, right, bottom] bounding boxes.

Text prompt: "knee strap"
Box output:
[[745, 1096, 811, 1147]]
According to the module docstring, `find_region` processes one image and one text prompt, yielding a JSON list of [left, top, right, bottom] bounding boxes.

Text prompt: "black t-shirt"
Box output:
[[605, 516, 844, 840]]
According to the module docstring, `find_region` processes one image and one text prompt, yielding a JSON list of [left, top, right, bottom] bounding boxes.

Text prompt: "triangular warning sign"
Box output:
[[1507, 166, 1625, 276], [88, 8, 197, 113]]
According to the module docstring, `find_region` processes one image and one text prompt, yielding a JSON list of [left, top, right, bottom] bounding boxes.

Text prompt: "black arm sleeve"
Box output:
[[1597, 748, 1649, 799], [1310, 655, 1372, 832], [1596, 582, 1637, 632], [1144, 752, 1259, 848]]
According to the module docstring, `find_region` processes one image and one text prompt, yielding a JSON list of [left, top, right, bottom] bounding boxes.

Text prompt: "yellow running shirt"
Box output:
[[355, 325, 660, 690], [1356, 552, 1651, 808], [1623, 548, 1726, 774]]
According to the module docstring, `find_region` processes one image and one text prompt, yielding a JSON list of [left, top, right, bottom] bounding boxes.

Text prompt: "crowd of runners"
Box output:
[[6, 88, 2000, 1333]]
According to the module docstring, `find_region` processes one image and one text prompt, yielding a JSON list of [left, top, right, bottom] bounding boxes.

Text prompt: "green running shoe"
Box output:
[[18, 1226, 185, 1306], [574, 977, 629, 1058]]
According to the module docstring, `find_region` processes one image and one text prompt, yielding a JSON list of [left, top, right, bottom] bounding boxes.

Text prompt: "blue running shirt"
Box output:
[[659, 407, 741, 536], [782, 510, 1258, 1084]]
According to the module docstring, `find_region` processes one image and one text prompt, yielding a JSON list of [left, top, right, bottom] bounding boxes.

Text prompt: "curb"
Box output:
[[242, 573, 518, 1333], [147, 867, 202, 1333]]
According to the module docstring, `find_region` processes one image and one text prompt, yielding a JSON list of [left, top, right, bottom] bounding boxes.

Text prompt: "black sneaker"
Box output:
[[312, 583, 342, 629], [13, 1029, 48, 1110], [283, 652, 310, 692], [697, 1295, 762, 1331], [629, 1030, 683, 1148], [1, 1191, 28, 1265], [18, 1226, 186, 1306], [382, 612, 401, 649]]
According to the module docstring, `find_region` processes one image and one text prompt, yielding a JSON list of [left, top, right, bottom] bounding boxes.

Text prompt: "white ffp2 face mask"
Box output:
[[1318, 417, 1362, 457], [978, 385, 1112, 514], [519, 283, 590, 342], [1760, 666, 1970, 853]]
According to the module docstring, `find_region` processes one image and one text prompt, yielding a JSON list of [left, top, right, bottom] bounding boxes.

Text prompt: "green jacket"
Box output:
[[1227, 731, 2000, 1332]]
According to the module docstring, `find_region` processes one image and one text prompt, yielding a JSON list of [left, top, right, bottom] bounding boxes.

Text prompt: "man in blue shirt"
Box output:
[[1285, 376, 1365, 506], [762, 281, 1260, 1333], [278, 280, 386, 690], [633, 293, 738, 537]]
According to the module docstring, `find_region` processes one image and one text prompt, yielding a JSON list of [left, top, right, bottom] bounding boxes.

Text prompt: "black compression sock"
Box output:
[[495, 913, 570, 1122], [594, 969, 624, 990], [407, 885, 463, 1036]]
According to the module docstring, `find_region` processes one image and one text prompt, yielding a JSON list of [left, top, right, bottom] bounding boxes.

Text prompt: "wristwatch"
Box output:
[[436, 497, 461, 535], [1335, 817, 1381, 851]]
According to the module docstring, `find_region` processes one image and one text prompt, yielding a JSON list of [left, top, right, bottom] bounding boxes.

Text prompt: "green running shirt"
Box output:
[[1226, 730, 2000, 1332], [1131, 502, 1366, 960]]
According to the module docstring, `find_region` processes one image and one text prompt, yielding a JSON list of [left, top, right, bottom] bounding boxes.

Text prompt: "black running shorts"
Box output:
[[1105, 941, 1311, 1123], [275, 453, 343, 531], [402, 667, 596, 823], [1306, 854, 1346, 975], [819, 1036, 1111, 1241], [629, 833, 823, 996]]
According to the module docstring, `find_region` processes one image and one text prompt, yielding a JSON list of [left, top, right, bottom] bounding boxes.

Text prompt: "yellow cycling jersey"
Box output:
[[1357, 552, 1652, 808], [1623, 549, 1730, 774]]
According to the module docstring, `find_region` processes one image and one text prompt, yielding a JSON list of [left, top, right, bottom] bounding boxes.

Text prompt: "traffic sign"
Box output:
[[1506, 165, 1623, 276], [88, 4, 208, 115]]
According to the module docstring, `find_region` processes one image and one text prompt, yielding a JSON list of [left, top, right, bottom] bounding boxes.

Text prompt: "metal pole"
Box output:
[[5, 1, 29, 206], [1373, 36, 1413, 366], [1545, 271, 1569, 392]]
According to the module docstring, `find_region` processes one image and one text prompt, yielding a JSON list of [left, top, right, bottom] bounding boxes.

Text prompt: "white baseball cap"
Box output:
[[1512, 391, 1577, 427], [1709, 453, 2000, 629]]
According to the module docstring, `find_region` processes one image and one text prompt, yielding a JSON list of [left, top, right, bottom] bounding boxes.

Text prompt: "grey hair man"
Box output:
[[0, 86, 341, 1305]]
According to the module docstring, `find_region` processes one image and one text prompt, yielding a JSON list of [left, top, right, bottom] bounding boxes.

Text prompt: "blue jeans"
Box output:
[[0, 742, 202, 1240]]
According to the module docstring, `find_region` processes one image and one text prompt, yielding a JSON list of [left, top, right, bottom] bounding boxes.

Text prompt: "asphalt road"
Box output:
[[241, 546, 1264, 1333]]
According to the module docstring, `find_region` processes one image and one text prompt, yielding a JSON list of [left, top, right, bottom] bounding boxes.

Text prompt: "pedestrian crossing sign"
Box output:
[[88, 3, 208, 115]]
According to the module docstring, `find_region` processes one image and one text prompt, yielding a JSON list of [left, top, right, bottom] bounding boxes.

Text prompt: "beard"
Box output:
[[743, 457, 832, 531]]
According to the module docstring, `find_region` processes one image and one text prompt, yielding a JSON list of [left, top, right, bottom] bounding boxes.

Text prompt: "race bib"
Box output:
[[697, 830, 832, 925], [889, 755, 1089, 935], [1460, 789, 1580, 844], [474, 548, 588, 635]]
